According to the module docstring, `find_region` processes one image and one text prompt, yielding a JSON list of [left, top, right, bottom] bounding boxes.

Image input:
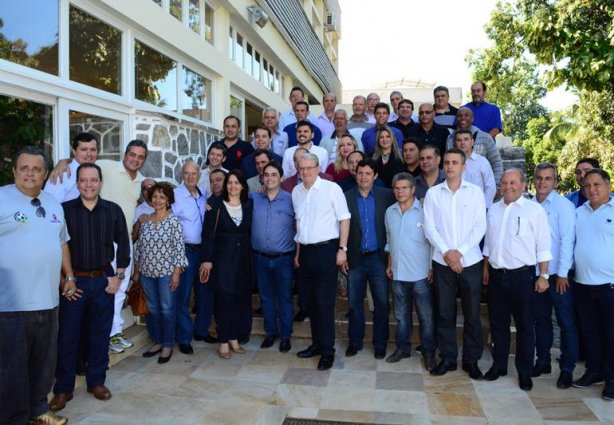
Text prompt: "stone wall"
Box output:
[[499, 146, 525, 173], [133, 112, 222, 184]]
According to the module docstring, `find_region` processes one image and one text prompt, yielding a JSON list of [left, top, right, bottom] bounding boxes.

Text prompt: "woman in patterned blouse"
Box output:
[[134, 182, 188, 364], [200, 170, 253, 359]]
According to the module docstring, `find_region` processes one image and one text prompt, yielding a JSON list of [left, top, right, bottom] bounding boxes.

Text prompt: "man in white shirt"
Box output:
[[282, 121, 328, 178], [199, 143, 228, 198], [365, 92, 380, 124], [423, 148, 487, 380], [314, 92, 336, 138], [454, 129, 496, 207], [293, 153, 350, 371], [482, 168, 552, 391]]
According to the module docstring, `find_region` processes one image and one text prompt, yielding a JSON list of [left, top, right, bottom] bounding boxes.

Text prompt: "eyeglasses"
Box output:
[[393, 186, 412, 191], [31, 198, 46, 218], [298, 165, 318, 173]]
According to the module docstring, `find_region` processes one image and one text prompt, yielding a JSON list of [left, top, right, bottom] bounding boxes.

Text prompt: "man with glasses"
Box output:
[[365, 92, 380, 124], [408, 103, 450, 156], [1, 146, 73, 425]]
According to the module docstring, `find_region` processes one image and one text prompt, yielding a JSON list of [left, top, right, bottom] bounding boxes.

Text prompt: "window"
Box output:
[[275, 71, 281, 94], [245, 43, 253, 76], [228, 27, 234, 61], [69, 110, 122, 161], [170, 0, 182, 21], [69, 6, 121, 95], [204, 3, 214, 43], [262, 58, 269, 88], [253, 51, 261, 81], [0, 0, 59, 75], [134, 41, 177, 111], [234, 33, 244, 69], [268, 63, 275, 91], [188, 0, 200, 34], [182, 67, 212, 123]]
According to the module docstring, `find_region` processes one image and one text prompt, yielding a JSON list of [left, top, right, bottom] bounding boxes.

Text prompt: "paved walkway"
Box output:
[[58, 326, 614, 424]]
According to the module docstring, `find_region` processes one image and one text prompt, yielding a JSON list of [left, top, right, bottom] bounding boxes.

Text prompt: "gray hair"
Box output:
[[262, 107, 278, 117], [333, 109, 348, 119], [389, 90, 403, 99], [534, 162, 558, 181], [503, 167, 527, 183], [182, 159, 201, 173], [299, 152, 319, 167], [392, 172, 415, 188]]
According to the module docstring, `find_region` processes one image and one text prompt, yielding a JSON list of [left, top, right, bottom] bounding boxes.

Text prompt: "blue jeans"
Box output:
[[141, 275, 177, 348], [347, 255, 390, 351], [391, 279, 435, 357], [175, 246, 199, 344], [534, 274, 578, 372], [0, 308, 58, 425], [255, 253, 294, 339]]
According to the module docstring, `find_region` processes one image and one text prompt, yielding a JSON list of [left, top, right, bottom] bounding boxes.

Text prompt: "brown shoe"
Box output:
[[28, 411, 68, 425], [48, 393, 73, 411], [87, 385, 112, 400]]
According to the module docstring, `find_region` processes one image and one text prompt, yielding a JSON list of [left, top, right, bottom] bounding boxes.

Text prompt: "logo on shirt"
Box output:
[[50, 213, 62, 224], [14, 211, 27, 223]]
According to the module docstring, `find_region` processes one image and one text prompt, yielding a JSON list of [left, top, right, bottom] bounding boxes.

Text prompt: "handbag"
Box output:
[[127, 279, 149, 316]]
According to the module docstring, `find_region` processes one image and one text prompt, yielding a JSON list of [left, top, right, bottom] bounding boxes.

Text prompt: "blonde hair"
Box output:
[[373, 127, 401, 160], [334, 134, 358, 172]]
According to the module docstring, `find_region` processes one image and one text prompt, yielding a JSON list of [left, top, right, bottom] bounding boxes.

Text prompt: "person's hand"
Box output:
[[444, 250, 462, 266], [294, 254, 300, 268], [336, 250, 348, 273], [132, 270, 140, 283], [138, 214, 151, 224], [205, 204, 213, 212], [62, 278, 82, 301], [535, 276, 549, 293], [49, 159, 71, 184], [339, 260, 349, 275], [482, 264, 490, 286], [105, 275, 121, 295], [427, 269, 433, 284], [556, 276, 569, 295], [449, 260, 463, 274], [170, 273, 180, 291], [199, 262, 213, 283], [386, 267, 393, 280]]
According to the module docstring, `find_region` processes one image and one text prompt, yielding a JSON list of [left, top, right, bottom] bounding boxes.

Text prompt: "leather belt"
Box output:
[[301, 239, 336, 248], [185, 243, 201, 251], [254, 250, 295, 259], [73, 266, 110, 278], [360, 250, 378, 256], [491, 265, 533, 274]]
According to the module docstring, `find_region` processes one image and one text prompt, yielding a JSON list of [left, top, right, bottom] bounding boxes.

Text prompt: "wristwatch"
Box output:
[[116, 271, 126, 280], [338, 246, 348, 252], [539, 273, 550, 280], [65, 275, 77, 282]]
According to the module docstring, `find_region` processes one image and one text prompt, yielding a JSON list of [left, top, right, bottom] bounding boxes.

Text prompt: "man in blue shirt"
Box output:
[[531, 163, 578, 389], [242, 126, 283, 179], [252, 161, 296, 353], [342, 159, 395, 359], [361, 103, 404, 157], [566, 158, 600, 208], [572, 168, 614, 401], [462, 81, 502, 137], [284, 101, 322, 148]]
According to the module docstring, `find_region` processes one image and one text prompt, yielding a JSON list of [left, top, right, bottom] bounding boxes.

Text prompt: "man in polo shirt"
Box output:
[[462, 81, 503, 137], [284, 101, 323, 148], [262, 107, 289, 156], [572, 168, 614, 400], [199, 142, 228, 198], [252, 162, 296, 353], [408, 103, 450, 155], [433, 85, 459, 130], [50, 163, 130, 411], [242, 126, 283, 179], [414, 145, 445, 200], [220, 115, 254, 170], [361, 103, 404, 157], [293, 152, 351, 370]]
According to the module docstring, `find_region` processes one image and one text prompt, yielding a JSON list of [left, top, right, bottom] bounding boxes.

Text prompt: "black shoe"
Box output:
[[603, 382, 614, 401], [484, 366, 507, 381], [374, 349, 386, 360], [178, 343, 193, 355], [194, 334, 218, 344], [462, 362, 484, 380], [260, 335, 276, 349], [142, 347, 163, 358], [519, 374, 533, 391], [253, 307, 263, 315], [293, 310, 308, 322], [573, 371, 605, 388], [157, 350, 173, 364], [297, 345, 321, 358], [238, 335, 250, 345], [385, 349, 411, 363], [317, 355, 334, 370], [424, 356, 436, 371], [279, 339, 291, 353], [415, 345, 422, 354], [557, 371, 573, 389], [531, 363, 551, 377], [345, 346, 360, 357], [430, 360, 458, 376]]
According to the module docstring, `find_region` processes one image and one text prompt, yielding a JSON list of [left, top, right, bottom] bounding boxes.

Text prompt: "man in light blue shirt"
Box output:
[[531, 163, 578, 389], [384, 172, 435, 370], [572, 168, 614, 400]]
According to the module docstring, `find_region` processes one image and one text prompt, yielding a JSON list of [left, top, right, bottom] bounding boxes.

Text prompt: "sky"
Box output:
[[337, 0, 576, 110]]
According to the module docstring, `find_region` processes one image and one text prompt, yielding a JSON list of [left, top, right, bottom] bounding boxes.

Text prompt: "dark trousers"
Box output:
[[574, 282, 614, 380], [433, 261, 483, 363], [488, 266, 535, 376], [54, 275, 114, 393], [0, 308, 58, 425], [215, 289, 251, 343], [299, 240, 338, 357], [534, 274, 578, 372]]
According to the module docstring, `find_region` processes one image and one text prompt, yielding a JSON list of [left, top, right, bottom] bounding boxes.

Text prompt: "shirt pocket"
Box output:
[[509, 217, 530, 237]]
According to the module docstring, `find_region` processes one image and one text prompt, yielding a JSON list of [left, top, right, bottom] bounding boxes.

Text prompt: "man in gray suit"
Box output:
[[342, 159, 395, 359]]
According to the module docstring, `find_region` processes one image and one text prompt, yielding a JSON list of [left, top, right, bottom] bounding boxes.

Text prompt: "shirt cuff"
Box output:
[[536, 250, 553, 263]]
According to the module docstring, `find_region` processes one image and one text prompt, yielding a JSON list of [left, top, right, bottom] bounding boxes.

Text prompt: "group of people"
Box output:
[[1, 83, 613, 425]]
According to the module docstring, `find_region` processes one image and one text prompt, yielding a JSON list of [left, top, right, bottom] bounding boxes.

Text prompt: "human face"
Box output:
[[333, 111, 347, 131], [254, 154, 270, 176], [253, 129, 271, 150], [226, 174, 243, 198], [209, 172, 224, 196], [434, 90, 449, 109], [398, 102, 413, 119], [77, 167, 102, 202], [262, 110, 278, 129], [456, 108, 473, 129], [402, 142, 419, 166], [223, 117, 240, 140], [501, 170, 526, 204], [377, 130, 393, 152], [338, 136, 355, 160], [289, 89, 304, 106], [13, 153, 48, 196], [418, 104, 435, 125], [294, 104, 308, 121], [356, 165, 377, 192], [393, 179, 415, 204], [323, 94, 336, 112], [584, 172, 611, 208], [151, 189, 169, 212], [297, 158, 319, 186], [208, 147, 225, 168], [123, 146, 147, 175], [352, 97, 366, 115], [443, 152, 465, 180], [182, 162, 201, 190], [420, 148, 440, 174], [454, 133, 474, 155], [141, 179, 156, 203], [574, 161, 595, 187], [296, 125, 313, 146], [390, 93, 403, 112], [72, 140, 98, 164], [293, 149, 307, 166], [347, 153, 363, 176], [534, 167, 556, 199], [374, 107, 389, 126], [367, 93, 380, 112], [263, 165, 282, 191], [471, 83, 485, 104]]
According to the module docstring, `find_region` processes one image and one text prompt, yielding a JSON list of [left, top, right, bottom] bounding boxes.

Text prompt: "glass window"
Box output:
[[204, 3, 213, 43], [0, 95, 53, 186], [228, 27, 234, 61], [234, 33, 243, 68], [152, 0, 162, 5], [69, 6, 121, 95], [134, 40, 177, 111], [275, 71, 281, 94], [182, 67, 211, 123], [253, 51, 261, 81], [268, 63, 275, 91], [170, 0, 182, 21], [0, 0, 59, 75], [69, 110, 121, 161], [245, 43, 253, 76], [262, 58, 269, 88], [188, 0, 200, 34]]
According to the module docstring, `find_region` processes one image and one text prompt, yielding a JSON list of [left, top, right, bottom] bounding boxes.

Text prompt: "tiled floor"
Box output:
[[58, 325, 614, 424]]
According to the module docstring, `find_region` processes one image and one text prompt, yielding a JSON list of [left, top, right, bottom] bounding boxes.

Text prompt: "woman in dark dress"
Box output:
[[372, 126, 404, 188], [199, 170, 253, 359]]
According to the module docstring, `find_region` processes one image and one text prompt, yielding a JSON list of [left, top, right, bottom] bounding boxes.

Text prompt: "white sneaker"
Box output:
[[112, 332, 134, 348], [109, 336, 125, 354]]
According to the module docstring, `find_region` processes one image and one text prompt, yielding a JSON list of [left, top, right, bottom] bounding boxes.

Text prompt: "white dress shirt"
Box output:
[[282, 145, 329, 178], [423, 179, 487, 267], [44, 160, 80, 202], [462, 151, 496, 208], [483, 195, 552, 269], [172, 183, 206, 244], [292, 176, 351, 244]]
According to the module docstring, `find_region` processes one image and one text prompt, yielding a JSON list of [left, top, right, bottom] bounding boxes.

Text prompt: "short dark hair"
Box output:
[[296, 120, 313, 132], [209, 168, 226, 178], [223, 115, 241, 128], [585, 168, 611, 184], [576, 157, 600, 169], [433, 86, 449, 96], [254, 148, 273, 161], [72, 132, 99, 151], [356, 158, 378, 174], [374, 102, 390, 114], [13, 146, 49, 169], [254, 126, 271, 138], [347, 150, 366, 160], [295, 100, 309, 111], [473, 81, 487, 91], [125, 139, 148, 157], [444, 147, 466, 164], [420, 144, 441, 157], [290, 86, 305, 97], [147, 182, 175, 209], [263, 161, 284, 178], [398, 99, 414, 109], [454, 128, 474, 140], [76, 163, 102, 180], [222, 169, 249, 203], [403, 137, 420, 148]]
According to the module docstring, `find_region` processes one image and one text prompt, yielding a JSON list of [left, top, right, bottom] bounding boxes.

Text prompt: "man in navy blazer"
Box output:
[[342, 158, 395, 359]]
